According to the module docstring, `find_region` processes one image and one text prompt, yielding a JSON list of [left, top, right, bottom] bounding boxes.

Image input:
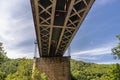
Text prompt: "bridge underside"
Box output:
[[31, 0, 95, 57]]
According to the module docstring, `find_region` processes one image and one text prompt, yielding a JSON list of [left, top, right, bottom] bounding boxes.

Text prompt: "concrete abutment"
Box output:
[[33, 57, 71, 80]]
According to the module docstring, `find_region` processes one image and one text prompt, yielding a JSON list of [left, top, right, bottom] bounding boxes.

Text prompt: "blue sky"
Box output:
[[0, 0, 120, 64]]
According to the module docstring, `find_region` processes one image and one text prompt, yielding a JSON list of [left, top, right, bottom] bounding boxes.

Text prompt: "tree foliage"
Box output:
[[5, 58, 33, 80], [110, 64, 120, 80], [32, 68, 47, 80], [32, 68, 41, 80], [0, 58, 33, 80], [0, 42, 7, 64], [71, 60, 112, 80], [0, 58, 120, 80], [1, 42, 120, 80], [112, 34, 120, 59]]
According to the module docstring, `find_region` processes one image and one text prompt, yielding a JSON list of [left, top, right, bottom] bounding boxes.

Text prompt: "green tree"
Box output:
[[5, 58, 33, 80], [0, 71, 5, 80], [40, 73, 47, 80], [0, 42, 7, 64], [0, 42, 8, 80], [32, 68, 41, 80], [112, 35, 120, 59], [0, 59, 18, 79], [110, 64, 120, 80], [32, 68, 47, 80], [111, 35, 120, 80]]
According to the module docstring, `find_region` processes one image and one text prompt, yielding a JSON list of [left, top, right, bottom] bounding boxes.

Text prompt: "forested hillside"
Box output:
[[0, 42, 33, 80], [0, 58, 120, 80], [71, 60, 112, 80], [71, 60, 120, 80], [0, 58, 33, 80], [1, 42, 120, 80]]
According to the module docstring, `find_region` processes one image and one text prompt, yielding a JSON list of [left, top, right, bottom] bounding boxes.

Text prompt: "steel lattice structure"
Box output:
[[31, 0, 95, 57]]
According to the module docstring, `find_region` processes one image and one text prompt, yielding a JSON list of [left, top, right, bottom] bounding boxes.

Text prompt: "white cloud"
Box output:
[[71, 43, 115, 57], [72, 47, 111, 56], [97, 61, 120, 64], [72, 55, 97, 61], [6, 50, 33, 59], [71, 41, 118, 63], [0, 0, 35, 58]]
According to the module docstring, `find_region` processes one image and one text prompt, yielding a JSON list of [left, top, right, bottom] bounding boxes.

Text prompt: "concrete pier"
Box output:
[[34, 57, 71, 80]]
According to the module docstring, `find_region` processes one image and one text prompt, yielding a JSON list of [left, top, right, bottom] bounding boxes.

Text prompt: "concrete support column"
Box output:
[[35, 57, 71, 80]]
